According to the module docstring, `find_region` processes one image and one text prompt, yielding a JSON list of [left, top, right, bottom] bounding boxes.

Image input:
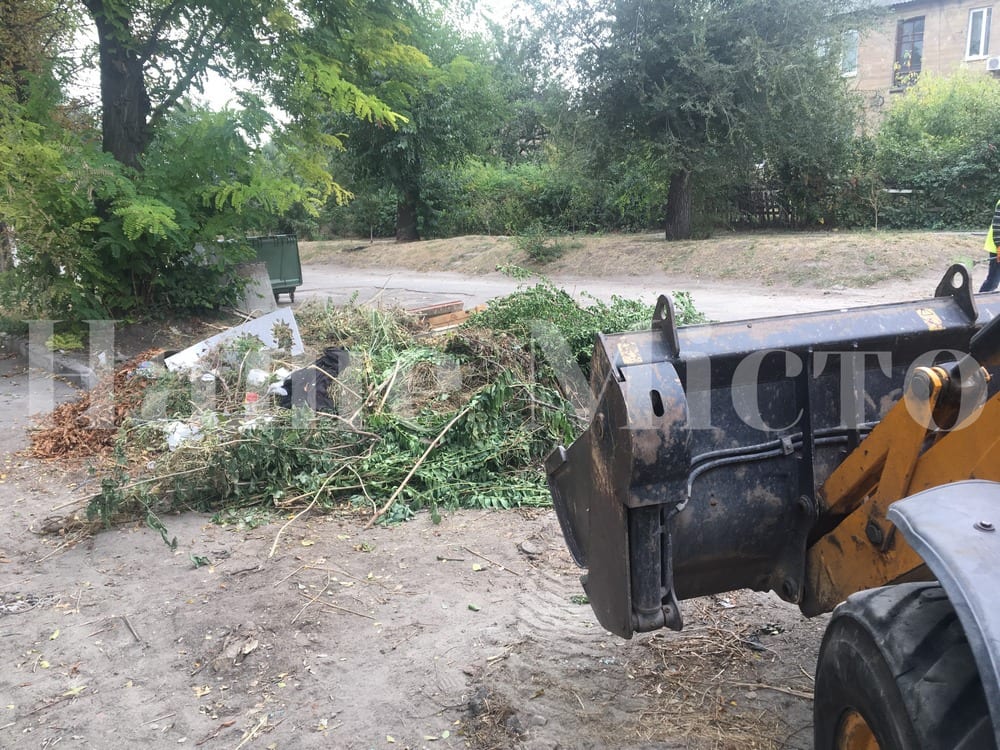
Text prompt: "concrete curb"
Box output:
[[16, 338, 99, 390]]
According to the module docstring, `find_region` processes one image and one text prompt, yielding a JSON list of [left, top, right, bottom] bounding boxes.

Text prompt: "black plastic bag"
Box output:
[[277, 346, 349, 412]]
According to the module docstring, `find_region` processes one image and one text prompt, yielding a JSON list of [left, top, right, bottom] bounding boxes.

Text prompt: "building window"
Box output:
[[967, 7, 992, 59], [894, 16, 924, 88], [841, 29, 859, 76]]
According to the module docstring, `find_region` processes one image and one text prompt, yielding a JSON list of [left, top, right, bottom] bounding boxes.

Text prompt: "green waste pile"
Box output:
[[86, 277, 705, 538]]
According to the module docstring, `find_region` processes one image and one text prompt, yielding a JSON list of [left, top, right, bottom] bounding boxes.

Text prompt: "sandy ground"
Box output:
[[2, 230, 984, 749], [0, 464, 822, 750], [1, 473, 824, 750]]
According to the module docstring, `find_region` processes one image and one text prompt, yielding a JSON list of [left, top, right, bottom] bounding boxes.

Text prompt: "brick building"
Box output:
[[851, 0, 998, 112]]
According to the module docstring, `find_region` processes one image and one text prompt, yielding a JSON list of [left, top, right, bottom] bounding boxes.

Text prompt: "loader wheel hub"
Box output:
[[836, 710, 878, 750]]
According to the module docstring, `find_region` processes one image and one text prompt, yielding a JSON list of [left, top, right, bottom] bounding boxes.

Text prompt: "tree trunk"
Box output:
[[665, 169, 692, 241], [86, 0, 152, 170], [0, 221, 12, 272], [0, 0, 49, 103], [395, 188, 420, 242]]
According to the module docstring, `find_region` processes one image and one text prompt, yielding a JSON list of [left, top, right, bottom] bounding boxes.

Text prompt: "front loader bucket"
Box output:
[[546, 354, 691, 637], [547, 269, 1000, 638]]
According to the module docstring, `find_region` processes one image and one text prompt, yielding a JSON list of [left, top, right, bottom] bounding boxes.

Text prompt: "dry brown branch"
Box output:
[[195, 718, 237, 746], [142, 712, 176, 725], [233, 715, 270, 750], [120, 614, 143, 644], [268, 497, 318, 559], [731, 682, 813, 701], [460, 545, 523, 577], [374, 360, 402, 415], [291, 577, 331, 624], [268, 471, 342, 558], [299, 592, 375, 620], [272, 564, 307, 587], [21, 688, 90, 719]]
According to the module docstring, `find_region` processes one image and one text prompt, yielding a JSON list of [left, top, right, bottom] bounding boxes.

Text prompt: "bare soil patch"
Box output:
[[1, 466, 821, 750]]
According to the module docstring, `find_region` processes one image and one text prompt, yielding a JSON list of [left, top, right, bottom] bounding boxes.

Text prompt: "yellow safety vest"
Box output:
[[987, 199, 1000, 256]]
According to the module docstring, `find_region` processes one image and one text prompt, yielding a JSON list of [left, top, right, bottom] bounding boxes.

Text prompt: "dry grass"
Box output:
[[621, 598, 813, 750], [462, 687, 526, 750], [299, 235, 517, 270], [300, 230, 984, 291]]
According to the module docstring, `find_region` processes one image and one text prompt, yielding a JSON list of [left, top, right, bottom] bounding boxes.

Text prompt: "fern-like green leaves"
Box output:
[[114, 198, 180, 240]]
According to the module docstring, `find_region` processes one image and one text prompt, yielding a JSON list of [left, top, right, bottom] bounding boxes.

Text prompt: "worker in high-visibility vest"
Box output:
[[982, 198, 1000, 293]]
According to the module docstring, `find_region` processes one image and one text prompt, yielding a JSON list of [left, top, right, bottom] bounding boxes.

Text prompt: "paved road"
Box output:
[[0, 344, 80, 457], [295, 263, 949, 322]]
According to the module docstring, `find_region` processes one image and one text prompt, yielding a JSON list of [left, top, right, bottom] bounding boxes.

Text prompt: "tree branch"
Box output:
[[148, 5, 243, 125], [138, 0, 186, 64], [148, 26, 219, 124]]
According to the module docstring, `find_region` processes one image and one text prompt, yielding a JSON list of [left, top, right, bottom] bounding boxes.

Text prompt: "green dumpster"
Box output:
[[248, 234, 302, 302]]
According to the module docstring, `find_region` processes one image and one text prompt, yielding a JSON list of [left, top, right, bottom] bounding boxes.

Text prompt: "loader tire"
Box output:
[[813, 582, 995, 750]]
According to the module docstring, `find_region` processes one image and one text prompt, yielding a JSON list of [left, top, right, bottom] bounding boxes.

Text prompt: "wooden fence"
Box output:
[[727, 185, 798, 228]]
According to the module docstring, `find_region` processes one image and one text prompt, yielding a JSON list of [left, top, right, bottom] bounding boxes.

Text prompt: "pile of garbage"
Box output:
[[32, 277, 701, 530], [64, 301, 580, 528]]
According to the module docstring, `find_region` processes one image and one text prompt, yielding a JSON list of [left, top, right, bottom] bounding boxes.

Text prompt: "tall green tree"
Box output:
[[0, 0, 427, 317], [556, 0, 873, 239], [77, 0, 407, 171], [0, 94, 313, 316], [333, 10, 504, 241], [484, 17, 567, 165], [0, 0, 81, 272]]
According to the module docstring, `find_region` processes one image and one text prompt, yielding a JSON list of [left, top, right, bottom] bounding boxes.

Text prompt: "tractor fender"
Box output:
[[888, 480, 1000, 747]]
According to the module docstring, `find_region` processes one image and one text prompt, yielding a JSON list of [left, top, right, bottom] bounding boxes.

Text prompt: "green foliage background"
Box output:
[[4, 0, 1000, 325], [317, 65, 1000, 241], [872, 71, 1000, 229]]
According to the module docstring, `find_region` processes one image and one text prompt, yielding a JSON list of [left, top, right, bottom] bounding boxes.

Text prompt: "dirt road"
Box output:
[[2, 231, 986, 749]]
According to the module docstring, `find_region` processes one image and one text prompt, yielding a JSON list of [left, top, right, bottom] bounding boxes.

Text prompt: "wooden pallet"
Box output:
[[409, 301, 487, 330]]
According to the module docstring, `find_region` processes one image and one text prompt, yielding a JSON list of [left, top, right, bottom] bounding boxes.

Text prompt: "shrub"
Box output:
[[326, 157, 670, 241], [873, 71, 1000, 228], [514, 222, 565, 263]]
